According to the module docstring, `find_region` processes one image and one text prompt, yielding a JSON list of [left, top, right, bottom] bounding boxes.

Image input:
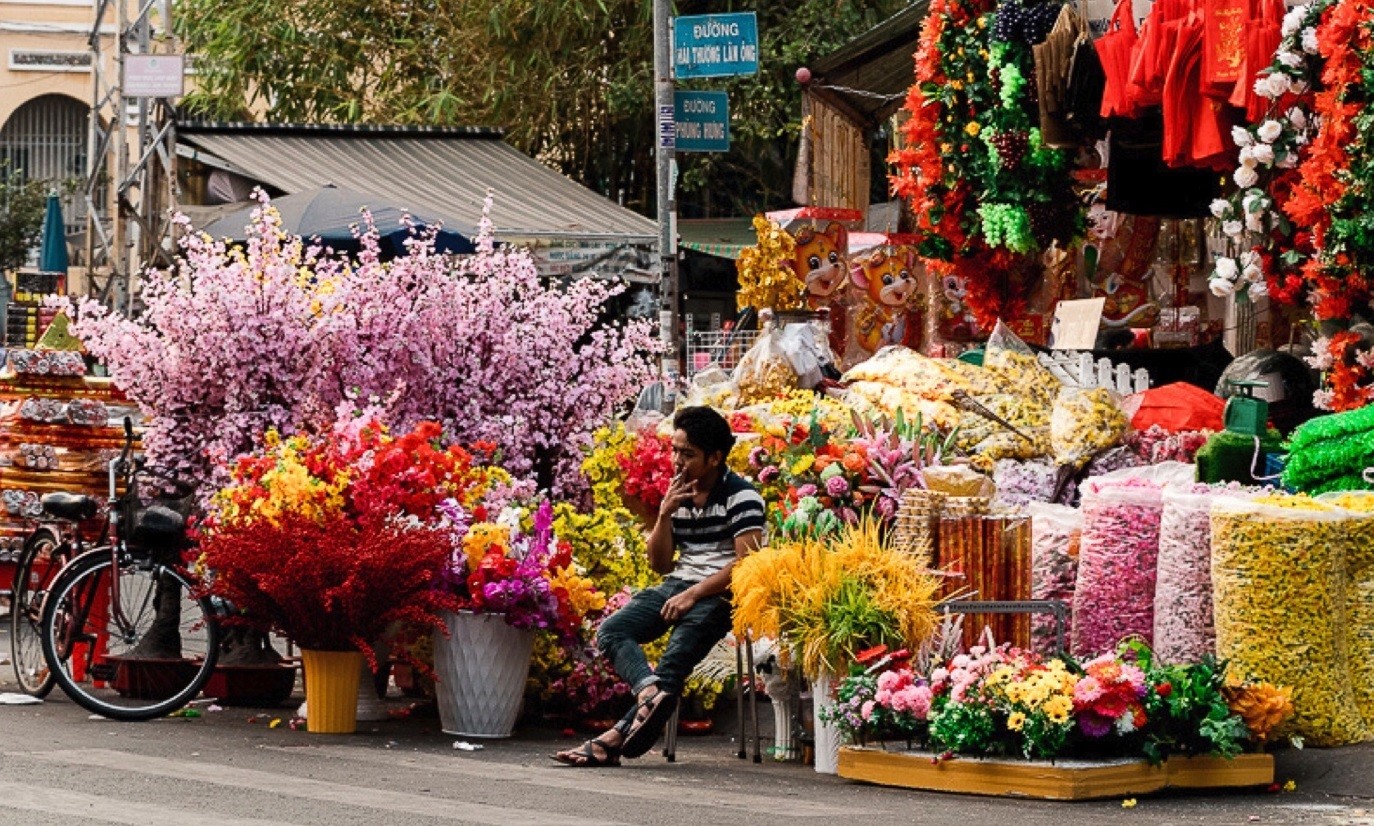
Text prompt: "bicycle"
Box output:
[[8, 502, 90, 697], [38, 418, 222, 720]]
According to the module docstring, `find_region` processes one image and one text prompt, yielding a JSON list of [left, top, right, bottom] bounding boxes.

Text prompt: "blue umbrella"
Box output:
[[38, 192, 69, 274]]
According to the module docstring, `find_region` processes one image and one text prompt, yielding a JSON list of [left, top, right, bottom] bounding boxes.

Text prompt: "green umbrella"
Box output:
[[38, 192, 69, 274]]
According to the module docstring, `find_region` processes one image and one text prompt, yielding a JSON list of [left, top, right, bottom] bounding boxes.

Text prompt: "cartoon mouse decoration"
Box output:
[[783, 222, 850, 358], [850, 245, 922, 354]]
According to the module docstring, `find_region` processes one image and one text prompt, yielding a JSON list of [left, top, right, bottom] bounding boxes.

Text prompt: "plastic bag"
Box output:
[[1210, 495, 1370, 746], [777, 320, 831, 389], [983, 320, 1063, 409], [992, 459, 1060, 508], [1316, 491, 1374, 729], [1072, 478, 1164, 656], [682, 368, 739, 410], [733, 327, 798, 405], [1153, 485, 1245, 664], [1050, 387, 1130, 469], [1028, 502, 1082, 654]]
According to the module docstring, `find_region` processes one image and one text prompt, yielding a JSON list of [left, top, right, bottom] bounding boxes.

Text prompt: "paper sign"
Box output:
[[1050, 298, 1106, 350]]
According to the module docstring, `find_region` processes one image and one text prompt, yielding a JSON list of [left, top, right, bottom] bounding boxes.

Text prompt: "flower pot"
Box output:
[[811, 671, 842, 774], [433, 610, 534, 738], [300, 649, 364, 734]]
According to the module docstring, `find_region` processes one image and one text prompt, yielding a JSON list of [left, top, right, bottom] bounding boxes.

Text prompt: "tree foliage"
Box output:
[[0, 161, 47, 273], [175, 0, 908, 218]]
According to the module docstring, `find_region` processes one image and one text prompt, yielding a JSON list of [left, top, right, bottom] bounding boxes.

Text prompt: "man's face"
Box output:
[[671, 429, 721, 484]]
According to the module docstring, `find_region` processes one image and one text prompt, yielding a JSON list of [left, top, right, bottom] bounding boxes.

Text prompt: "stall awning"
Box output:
[[678, 218, 757, 260], [177, 122, 659, 245]]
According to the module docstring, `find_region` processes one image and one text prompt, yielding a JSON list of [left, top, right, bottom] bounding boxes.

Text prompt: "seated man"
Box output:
[[553, 405, 765, 767]]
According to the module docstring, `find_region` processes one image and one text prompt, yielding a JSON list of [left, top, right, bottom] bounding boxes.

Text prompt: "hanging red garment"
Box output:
[[1229, 0, 1284, 120], [1128, 0, 1187, 109], [1163, 6, 1233, 168], [1202, 0, 1250, 98], [1096, 0, 1140, 118]]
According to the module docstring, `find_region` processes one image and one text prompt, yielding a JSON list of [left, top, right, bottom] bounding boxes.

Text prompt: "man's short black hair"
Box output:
[[673, 406, 735, 458]]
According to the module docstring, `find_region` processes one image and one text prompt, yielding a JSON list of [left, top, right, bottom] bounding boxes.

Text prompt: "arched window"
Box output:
[[0, 93, 88, 234]]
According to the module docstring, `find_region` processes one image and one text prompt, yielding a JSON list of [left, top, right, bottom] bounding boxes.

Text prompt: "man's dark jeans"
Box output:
[[595, 577, 732, 733]]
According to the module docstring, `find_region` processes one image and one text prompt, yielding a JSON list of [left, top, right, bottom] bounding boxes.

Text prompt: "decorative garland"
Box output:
[[891, 0, 1081, 332]]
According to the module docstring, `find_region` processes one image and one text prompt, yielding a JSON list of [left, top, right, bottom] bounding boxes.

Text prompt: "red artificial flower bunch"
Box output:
[[198, 511, 461, 670], [617, 431, 673, 512], [1072, 653, 1149, 738]]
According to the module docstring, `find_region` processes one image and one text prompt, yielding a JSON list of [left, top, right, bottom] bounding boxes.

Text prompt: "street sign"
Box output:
[[673, 91, 730, 153], [124, 54, 185, 98], [672, 12, 759, 79], [658, 104, 675, 149]]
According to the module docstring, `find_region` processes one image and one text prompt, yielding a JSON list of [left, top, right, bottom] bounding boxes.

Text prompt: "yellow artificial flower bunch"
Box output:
[[552, 502, 656, 595], [548, 565, 608, 618], [731, 516, 941, 678], [736, 216, 806, 312], [581, 422, 636, 511], [462, 522, 511, 570], [214, 431, 350, 527]]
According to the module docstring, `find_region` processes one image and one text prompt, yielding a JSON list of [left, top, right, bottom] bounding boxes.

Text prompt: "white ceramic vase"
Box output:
[[433, 610, 534, 738], [811, 671, 842, 774]]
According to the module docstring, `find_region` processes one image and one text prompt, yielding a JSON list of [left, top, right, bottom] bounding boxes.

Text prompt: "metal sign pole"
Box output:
[[653, 0, 683, 406]]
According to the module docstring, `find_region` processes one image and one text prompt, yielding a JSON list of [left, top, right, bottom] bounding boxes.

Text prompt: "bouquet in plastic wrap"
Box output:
[[732, 325, 798, 405]]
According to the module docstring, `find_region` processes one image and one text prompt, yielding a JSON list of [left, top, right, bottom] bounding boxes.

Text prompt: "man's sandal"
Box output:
[[550, 737, 621, 768], [619, 691, 679, 759]]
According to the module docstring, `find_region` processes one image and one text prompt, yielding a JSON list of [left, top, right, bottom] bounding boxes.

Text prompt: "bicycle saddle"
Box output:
[[41, 492, 100, 521]]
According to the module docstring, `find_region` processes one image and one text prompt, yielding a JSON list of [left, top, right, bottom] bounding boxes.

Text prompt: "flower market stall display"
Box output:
[[1209, 493, 1371, 746], [731, 517, 942, 772], [59, 192, 657, 499], [195, 420, 524, 733], [826, 642, 1288, 799]]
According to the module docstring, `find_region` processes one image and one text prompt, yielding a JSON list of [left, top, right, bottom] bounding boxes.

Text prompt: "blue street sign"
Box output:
[[673, 12, 759, 79], [673, 91, 730, 153]]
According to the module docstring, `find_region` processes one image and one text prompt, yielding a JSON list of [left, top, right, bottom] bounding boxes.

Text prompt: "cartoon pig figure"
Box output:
[[850, 246, 921, 354]]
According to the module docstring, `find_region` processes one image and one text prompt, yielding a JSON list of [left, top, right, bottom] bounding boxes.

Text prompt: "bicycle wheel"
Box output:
[[9, 526, 69, 697], [40, 551, 220, 720]]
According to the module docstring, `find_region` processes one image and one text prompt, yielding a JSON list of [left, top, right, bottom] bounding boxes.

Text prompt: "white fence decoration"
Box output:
[[1038, 351, 1151, 395]]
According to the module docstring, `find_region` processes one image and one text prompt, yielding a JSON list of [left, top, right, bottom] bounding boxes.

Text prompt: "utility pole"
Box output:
[[653, 0, 684, 403], [85, 0, 180, 313]]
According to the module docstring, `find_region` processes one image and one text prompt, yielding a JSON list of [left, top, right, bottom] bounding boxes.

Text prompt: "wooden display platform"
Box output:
[[837, 747, 1274, 800]]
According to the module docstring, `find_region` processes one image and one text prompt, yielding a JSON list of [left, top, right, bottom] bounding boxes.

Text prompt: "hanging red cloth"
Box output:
[[1128, 0, 1187, 109], [1202, 0, 1250, 98], [1096, 0, 1141, 118], [1230, 0, 1284, 120], [1163, 5, 1233, 168]]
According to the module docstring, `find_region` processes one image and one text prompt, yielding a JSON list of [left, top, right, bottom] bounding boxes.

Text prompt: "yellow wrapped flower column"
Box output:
[[1209, 495, 1371, 746], [1318, 492, 1374, 728]]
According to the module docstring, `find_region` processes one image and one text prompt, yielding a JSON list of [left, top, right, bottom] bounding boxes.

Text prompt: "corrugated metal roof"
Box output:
[[678, 217, 756, 260], [177, 122, 659, 244]]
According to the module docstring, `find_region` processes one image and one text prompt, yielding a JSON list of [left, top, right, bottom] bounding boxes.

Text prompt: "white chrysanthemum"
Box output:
[[1252, 143, 1276, 166], [1257, 120, 1283, 143], [1265, 72, 1291, 98], [1214, 257, 1239, 282], [1210, 277, 1237, 297], [1235, 166, 1260, 188]]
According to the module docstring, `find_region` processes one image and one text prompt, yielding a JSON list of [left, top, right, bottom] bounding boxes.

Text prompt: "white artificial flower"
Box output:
[[1223, 220, 1244, 238], [1246, 213, 1265, 233], [1288, 107, 1308, 129], [1306, 339, 1334, 371], [1231, 126, 1255, 148], [1282, 6, 1306, 37], [1265, 73, 1292, 98], [1291, 79, 1309, 95], [1302, 28, 1319, 54], [1277, 152, 1299, 169], [1252, 143, 1276, 166], [1312, 389, 1335, 411], [1240, 249, 1262, 268], [1257, 120, 1284, 143], [1243, 262, 1264, 284], [1235, 166, 1260, 188], [1210, 198, 1232, 219], [1242, 191, 1267, 214], [1239, 146, 1258, 168], [1210, 277, 1237, 297], [1277, 51, 1304, 69], [1214, 256, 1240, 282], [1250, 279, 1269, 298]]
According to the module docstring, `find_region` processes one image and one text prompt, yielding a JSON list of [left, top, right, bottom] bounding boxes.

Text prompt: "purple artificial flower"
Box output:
[[825, 475, 850, 497], [759, 466, 781, 484]]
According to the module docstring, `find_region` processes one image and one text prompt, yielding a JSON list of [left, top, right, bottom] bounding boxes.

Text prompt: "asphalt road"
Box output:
[[1, 626, 1372, 826]]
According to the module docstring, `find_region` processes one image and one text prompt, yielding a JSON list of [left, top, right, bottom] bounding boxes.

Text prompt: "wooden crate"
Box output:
[[837, 747, 1274, 801]]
